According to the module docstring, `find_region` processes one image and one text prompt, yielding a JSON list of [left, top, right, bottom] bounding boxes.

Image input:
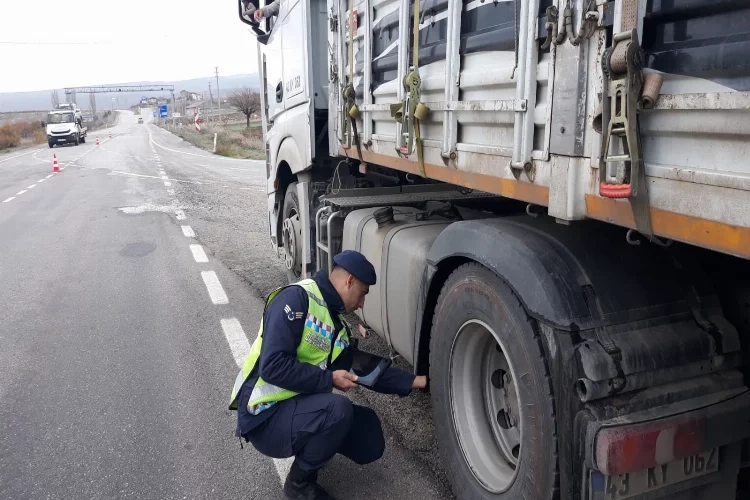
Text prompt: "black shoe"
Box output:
[[283, 461, 335, 500]]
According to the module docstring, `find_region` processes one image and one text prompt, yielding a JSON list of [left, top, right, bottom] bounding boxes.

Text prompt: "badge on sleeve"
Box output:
[[284, 304, 304, 321]]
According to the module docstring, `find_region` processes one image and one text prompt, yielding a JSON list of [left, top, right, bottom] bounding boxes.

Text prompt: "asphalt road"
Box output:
[[0, 111, 453, 500]]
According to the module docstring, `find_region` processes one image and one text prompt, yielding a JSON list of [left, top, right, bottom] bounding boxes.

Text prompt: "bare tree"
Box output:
[[227, 87, 261, 128]]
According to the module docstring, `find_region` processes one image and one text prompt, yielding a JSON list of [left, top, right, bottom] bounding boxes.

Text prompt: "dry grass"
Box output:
[[0, 124, 21, 150], [32, 130, 47, 145], [159, 121, 265, 160]]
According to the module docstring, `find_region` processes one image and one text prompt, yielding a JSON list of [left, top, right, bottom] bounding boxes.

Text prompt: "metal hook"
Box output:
[[526, 204, 539, 218], [626, 229, 641, 246]]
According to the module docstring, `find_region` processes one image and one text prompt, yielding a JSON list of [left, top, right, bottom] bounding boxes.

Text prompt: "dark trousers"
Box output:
[[245, 393, 385, 471]]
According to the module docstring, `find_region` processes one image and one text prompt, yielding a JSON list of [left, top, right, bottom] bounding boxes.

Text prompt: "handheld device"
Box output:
[[349, 350, 392, 387]]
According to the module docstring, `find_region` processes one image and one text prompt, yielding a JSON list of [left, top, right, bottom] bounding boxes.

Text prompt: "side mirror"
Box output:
[[239, 0, 270, 44], [41, 121, 46, 128]]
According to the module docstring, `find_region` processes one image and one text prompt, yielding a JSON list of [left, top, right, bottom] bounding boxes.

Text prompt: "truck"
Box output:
[[45, 105, 87, 147], [237, 0, 750, 498]]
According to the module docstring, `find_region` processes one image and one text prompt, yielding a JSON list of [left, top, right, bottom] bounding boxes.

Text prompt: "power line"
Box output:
[[0, 41, 92, 45]]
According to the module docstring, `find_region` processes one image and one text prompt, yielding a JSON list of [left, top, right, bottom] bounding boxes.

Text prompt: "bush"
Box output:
[[32, 130, 47, 145], [215, 142, 241, 157], [0, 124, 20, 149], [16, 120, 41, 138]]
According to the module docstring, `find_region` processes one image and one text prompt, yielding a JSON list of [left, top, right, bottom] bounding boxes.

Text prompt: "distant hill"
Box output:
[[0, 74, 260, 112]]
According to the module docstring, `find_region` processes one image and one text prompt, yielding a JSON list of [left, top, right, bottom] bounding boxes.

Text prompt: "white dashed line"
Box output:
[[164, 181, 172, 187], [27, 184, 37, 189], [16, 190, 27, 195], [175, 209, 186, 220], [37, 179, 46, 183], [201, 271, 229, 305], [3, 197, 15, 203], [181, 225, 195, 238], [45, 174, 53, 179], [190, 244, 209, 263], [221, 318, 252, 366]]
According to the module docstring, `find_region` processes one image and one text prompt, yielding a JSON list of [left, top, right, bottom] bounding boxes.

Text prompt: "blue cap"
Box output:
[[333, 250, 377, 286]]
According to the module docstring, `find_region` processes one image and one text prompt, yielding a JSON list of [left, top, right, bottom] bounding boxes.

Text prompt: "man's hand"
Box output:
[[412, 375, 428, 390], [332, 370, 359, 391], [254, 9, 264, 20]]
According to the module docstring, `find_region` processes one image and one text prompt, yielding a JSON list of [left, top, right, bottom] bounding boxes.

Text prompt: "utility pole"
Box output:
[[215, 66, 221, 123], [208, 82, 214, 122]]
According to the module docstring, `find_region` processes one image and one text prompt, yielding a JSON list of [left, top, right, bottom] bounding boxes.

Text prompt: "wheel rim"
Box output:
[[449, 319, 522, 494], [282, 210, 302, 277]]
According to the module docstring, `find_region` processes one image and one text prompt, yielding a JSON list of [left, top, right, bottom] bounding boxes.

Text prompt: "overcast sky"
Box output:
[[0, 0, 258, 93]]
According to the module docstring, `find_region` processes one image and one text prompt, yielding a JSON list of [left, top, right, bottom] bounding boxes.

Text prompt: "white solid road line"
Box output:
[[175, 209, 186, 220], [190, 244, 209, 263], [27, 184, 37, 189], [3, 197, 15, 203], [220, 318, 252, 366], [0, 147, 45, 164], [221, 318, 294, 482], [201, 271, 229, 305], [181, 225, 196, 238], [16, 190, 27, 195]]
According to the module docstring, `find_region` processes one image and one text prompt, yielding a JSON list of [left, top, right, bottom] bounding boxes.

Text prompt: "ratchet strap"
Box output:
[[343, 0, 366, 166], [596, 0, 663, 239], [390, 0, 429, 176]]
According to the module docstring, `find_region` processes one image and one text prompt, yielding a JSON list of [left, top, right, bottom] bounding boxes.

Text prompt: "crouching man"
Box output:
[[229, 250, 427, 500]]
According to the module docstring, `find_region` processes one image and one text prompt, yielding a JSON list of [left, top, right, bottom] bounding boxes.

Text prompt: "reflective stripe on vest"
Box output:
[[227, 279, 349, 412]]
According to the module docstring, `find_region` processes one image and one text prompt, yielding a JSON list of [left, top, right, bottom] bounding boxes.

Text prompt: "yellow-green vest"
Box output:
[[228, 279, 350, 414]]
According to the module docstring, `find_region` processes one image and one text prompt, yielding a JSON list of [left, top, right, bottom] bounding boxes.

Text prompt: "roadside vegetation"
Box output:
[[0, 120, 46, 151], [153, 87, 264, 160], [157, 119, 265, 160]]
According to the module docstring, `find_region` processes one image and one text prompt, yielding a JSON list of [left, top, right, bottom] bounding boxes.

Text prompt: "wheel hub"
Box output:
[[450, 319, 522, 494], [282, 213, 302, 274]]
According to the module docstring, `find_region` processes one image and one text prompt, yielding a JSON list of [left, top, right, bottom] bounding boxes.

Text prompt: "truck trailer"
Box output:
[[237, 0, 750, 498]]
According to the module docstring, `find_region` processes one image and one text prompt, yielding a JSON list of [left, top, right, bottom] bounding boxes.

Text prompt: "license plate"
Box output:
[[593, 448, 719, 500], [57, 138, 67, 142]]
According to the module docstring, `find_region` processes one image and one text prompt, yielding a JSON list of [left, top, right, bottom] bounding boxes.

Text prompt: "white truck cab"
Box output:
[[45, 108, 87, 148]]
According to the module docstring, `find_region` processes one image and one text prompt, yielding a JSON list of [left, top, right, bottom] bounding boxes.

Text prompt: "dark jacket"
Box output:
[[236, 271, 415, 438]]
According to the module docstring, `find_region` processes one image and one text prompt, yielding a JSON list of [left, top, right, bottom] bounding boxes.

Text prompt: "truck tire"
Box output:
[[281, 182, 303, 283], [429, 263, 558, 500], [48, 141, 54, 148]]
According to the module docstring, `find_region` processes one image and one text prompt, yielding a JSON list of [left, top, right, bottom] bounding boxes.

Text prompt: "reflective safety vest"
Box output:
[[228, 279, 350, 414]]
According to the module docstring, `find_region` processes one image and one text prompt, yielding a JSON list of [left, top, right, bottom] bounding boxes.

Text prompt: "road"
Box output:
[[0, 111, 452, 500]]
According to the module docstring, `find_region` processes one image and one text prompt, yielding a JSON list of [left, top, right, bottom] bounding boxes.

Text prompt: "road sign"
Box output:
[[159, 105, 168, 118]]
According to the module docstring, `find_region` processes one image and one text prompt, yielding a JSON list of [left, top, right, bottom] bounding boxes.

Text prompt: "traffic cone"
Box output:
[[52, 154, 60, 173], [109, 132, 112, 139], [96, 136, 100, 146]]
